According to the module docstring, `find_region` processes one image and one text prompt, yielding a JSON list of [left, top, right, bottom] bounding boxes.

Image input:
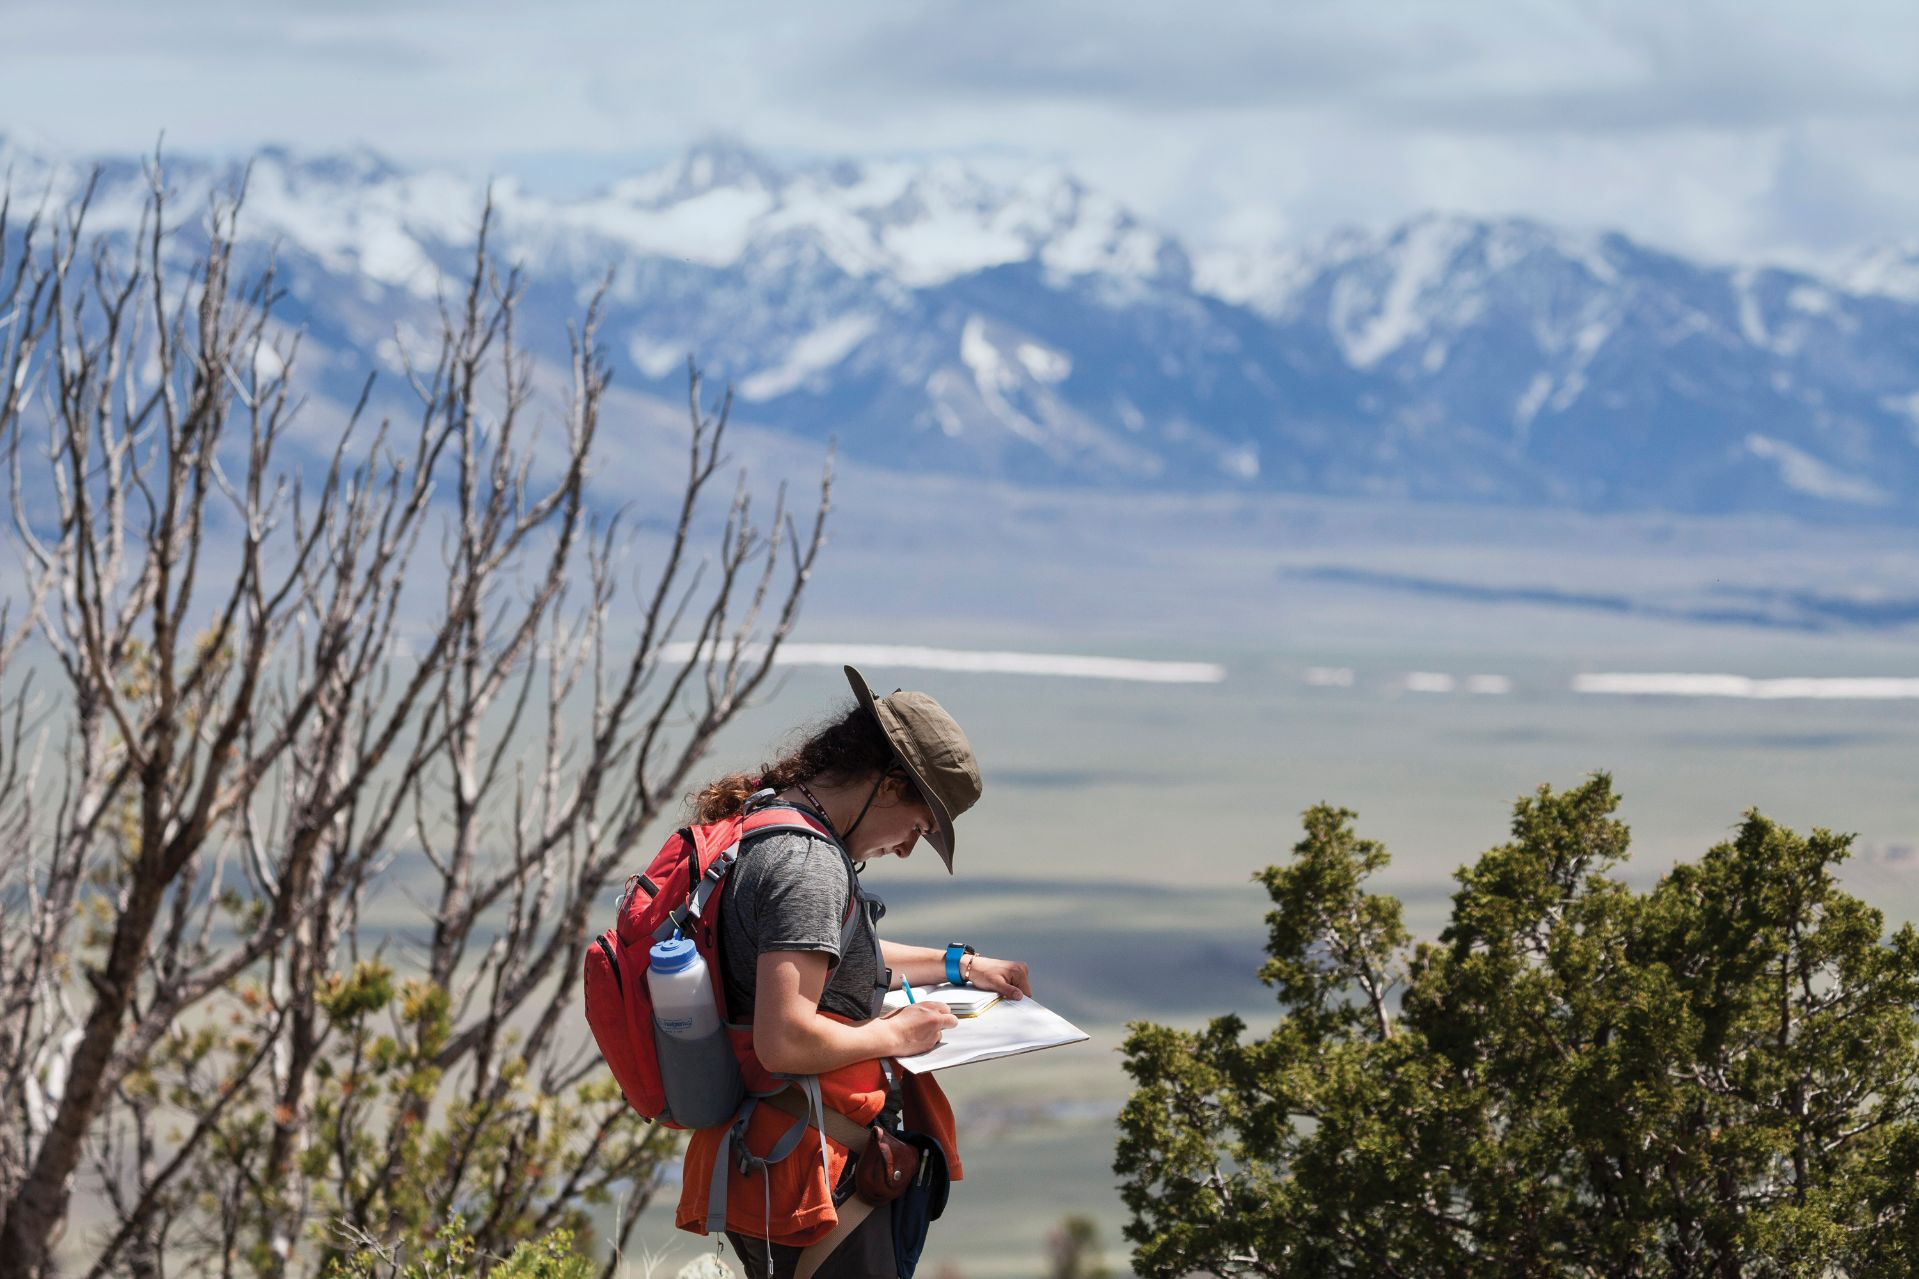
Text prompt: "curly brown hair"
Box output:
[[688, 702, 915, 823]]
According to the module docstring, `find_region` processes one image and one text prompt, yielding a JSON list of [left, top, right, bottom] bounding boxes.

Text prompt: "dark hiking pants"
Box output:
[[725, 1208, 896, 1279]]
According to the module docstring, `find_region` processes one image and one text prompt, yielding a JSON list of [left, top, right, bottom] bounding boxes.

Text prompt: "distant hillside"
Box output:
[[5, 136, 1917, 520]]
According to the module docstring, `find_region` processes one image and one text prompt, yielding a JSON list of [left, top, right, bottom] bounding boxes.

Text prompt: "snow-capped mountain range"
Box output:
[[5, 136, 1918, 520]]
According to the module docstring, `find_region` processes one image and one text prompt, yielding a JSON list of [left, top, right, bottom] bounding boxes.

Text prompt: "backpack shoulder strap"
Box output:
[[737, 805, 865, 940], [668, 818, 748, 935], [741, 804, 835, 842], [673, 806, 840, 935]]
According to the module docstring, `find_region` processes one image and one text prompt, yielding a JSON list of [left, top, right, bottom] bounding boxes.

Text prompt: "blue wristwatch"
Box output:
[[945, 942, 975, 986]]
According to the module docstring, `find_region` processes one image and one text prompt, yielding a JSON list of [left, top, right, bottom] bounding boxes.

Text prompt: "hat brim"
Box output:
[[845, 665, 957, 873]]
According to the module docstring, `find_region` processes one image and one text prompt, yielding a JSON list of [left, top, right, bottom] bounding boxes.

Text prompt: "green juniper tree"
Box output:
[[1117, 775, 1919, 1278]]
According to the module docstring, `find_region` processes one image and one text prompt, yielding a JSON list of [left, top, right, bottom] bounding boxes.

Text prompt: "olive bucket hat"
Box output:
[[844, 665, 982, 873]]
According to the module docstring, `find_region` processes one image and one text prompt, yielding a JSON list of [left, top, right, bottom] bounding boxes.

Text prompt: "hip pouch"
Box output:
[[854, 1124, 917, 1205]]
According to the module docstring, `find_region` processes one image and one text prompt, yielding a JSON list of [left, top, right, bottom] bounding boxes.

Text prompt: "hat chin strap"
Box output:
[[838, 775, 886, 847]]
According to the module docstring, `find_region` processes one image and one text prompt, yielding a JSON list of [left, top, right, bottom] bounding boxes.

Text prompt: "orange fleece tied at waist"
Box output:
[[676, 1063, 963, 1245]]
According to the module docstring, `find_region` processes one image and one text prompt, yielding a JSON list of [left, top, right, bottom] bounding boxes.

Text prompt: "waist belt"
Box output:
[[761, 1085, 873, 1153], [701, 1081, 882, 1253]]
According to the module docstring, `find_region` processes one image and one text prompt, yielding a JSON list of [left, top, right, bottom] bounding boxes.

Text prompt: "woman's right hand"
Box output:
[[884, 1002, 959, 1056]]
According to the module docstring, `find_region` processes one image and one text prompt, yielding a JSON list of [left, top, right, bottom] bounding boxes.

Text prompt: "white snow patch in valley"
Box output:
[[659, 642, 1226, 684], [1297, 670, 1919, 701], [738, 313, 879, 400], [1575, 674, 1919, 700], [1744, 435, 1887, 505]]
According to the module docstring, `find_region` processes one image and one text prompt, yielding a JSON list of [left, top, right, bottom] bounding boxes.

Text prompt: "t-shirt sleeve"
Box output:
[[744, 836, 854, 966]]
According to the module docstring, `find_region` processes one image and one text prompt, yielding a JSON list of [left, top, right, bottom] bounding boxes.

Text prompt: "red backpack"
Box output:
[[583, 797, 838, 1128]]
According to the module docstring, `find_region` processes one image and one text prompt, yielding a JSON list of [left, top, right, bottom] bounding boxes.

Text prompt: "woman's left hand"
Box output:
[[965, 955, 1033, 1000]]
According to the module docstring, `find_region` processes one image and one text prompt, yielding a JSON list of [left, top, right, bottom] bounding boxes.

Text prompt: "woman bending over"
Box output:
[[675, 665, 1031, 1279]]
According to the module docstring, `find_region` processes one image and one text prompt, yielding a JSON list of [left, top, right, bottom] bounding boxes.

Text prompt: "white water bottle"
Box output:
[[648, 938, 741, 1127], [649, 938, 722, 1038]]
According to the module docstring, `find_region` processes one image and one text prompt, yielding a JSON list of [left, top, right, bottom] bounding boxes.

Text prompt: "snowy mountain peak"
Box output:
[[1208, 213, 1626, 315], [608, 137, 784, 207], [3, 137, 1917, 520], [540, 142, 1190, 290], [250, 144, 408, 191], [0, 136, 1197, 294]]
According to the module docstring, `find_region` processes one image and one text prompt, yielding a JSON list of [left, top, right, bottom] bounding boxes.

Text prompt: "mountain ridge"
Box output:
[[4, 135, 1916, 521]]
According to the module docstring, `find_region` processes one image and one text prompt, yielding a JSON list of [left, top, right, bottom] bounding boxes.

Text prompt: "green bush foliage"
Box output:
[[1116, 775, 1919, 1278], [322, 1216, 593, 1279], [153, 954, 677, 1274]]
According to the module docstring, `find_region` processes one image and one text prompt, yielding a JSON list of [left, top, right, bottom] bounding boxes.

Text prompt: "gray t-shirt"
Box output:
[[719, 831, 887, 1024]]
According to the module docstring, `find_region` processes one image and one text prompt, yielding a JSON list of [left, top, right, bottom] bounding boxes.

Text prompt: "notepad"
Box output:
[[942, 989, 1000, 1017], [880, 983, 1088, 1073], [883, 982, 999, 1017]]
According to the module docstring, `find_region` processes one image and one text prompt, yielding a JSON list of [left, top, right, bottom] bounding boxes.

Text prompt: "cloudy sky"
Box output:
[[4, 0, 1916, 265]]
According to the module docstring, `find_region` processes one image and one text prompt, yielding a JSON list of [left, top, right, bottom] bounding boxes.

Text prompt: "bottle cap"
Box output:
[[650, 937, 699, 974]]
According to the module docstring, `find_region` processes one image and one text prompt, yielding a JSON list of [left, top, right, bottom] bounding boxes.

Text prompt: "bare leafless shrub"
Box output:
[[0, 154, 829, 1279]]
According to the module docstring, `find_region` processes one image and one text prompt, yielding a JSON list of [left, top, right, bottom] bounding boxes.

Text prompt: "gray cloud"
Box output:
[[807, 2, 1468, 113], [1757, 127, 1915, 254], [1371, 82, 1906, 135], [2, 0, 1917, 266], [1366, 12, 1919, 135], [816, 1, 1919, 134]]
